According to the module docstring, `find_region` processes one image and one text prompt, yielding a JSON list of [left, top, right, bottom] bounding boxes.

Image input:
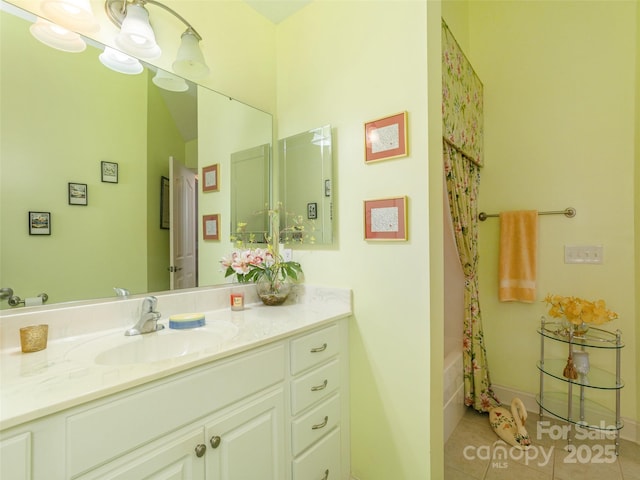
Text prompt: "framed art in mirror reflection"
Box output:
[[29, 211, 51, 236], [101, 161, 118, 183], [68, 183, 88, 206]]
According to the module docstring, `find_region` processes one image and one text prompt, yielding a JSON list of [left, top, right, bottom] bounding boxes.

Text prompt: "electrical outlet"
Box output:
[[564, 245, 604, 264], [307, 202, 317, 219], [281, 248, 292, 262]]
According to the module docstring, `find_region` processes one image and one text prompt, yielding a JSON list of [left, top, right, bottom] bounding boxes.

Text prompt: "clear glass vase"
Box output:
[[255, 275, 292, 306], [561, 318, 590, 337]]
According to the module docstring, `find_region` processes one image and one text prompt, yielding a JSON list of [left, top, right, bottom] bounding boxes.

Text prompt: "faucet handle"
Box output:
[[141, 296, 158, 312]]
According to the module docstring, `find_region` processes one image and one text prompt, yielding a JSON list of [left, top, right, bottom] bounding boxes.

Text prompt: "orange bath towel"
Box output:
[[498, 210, 539, 303]]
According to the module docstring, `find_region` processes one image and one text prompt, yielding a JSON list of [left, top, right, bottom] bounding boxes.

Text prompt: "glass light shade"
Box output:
[[99, 47, 144, 75], [172, 30, 209, 79], [29, 18, 86, 53], [115, 4, 161, 60], [41, 0, 99, 33], [152, 69, 189, 92]]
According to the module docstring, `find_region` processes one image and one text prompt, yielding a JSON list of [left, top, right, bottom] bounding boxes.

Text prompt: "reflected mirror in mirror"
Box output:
[[278, 126, 333, 245], [230, 144, 271, 245], [0, 3, 272, 309]]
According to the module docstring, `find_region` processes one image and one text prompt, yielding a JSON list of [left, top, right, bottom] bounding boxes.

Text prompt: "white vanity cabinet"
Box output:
[[0, 317, 350, 480], [288, 323, 350, 480]]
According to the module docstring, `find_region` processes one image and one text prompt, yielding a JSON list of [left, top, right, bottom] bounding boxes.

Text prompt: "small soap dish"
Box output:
[[169, 313, 206, 330]]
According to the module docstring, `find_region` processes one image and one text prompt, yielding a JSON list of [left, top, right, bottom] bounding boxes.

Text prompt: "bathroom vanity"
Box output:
[[0, 285, 351, 479]]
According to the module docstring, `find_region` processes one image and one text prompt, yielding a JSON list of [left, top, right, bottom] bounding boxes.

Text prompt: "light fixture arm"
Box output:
[[105, 0, 203, 41]]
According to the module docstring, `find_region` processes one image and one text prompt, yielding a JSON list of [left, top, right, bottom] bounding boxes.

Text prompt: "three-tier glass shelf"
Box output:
[[536, 317, 624, 454]]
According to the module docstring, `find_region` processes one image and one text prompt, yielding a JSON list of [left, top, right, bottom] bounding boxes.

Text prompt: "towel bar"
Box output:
[[479, 207, 576, 222]]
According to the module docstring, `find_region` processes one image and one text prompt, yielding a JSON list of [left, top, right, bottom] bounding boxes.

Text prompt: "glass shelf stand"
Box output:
[[536, 317, 624, 454]]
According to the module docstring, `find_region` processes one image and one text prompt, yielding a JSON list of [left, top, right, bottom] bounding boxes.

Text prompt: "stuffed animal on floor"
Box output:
[[488, 397, 531, 450]]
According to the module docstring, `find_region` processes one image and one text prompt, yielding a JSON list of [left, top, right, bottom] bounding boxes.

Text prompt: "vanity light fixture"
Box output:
[[29, 17, 87, 52], [40, 0, 99, 32], [114, 2, 160, 59], [172, 28, 209, 78], [99, 46, 144, 74], [152, 68, 188, 92], [105, 0, 210, 79]]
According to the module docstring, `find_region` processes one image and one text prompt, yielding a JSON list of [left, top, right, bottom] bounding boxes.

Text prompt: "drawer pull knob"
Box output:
[[312, 415, 329, 430], [321, 468, 330, 480], [210, 436, 221, 448], [195, 444, 207, 457], [311, 379, 328, 391], [310, 343, 327, 353]]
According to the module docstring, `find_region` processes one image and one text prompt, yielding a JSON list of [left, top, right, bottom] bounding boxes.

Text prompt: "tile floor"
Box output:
[[445, 408, 640, 479]]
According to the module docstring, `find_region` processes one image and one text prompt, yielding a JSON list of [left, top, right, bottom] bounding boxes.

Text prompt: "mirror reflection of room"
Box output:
[[0, 4, 272, 307]]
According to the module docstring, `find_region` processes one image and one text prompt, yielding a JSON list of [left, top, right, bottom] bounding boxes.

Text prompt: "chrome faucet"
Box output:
[[125, 296, 164, 336]]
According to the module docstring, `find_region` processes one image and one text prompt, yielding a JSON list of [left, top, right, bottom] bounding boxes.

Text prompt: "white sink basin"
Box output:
[[66, 322, 239, 366]]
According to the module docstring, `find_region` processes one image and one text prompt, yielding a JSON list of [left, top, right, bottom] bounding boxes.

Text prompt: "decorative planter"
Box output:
[[256, 276, 292, 306]]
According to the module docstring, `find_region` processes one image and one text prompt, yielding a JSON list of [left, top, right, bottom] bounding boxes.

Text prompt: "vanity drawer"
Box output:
[[290, 324, 339, 375], [292, 427, 340, 480], [291, 394, 340, 456], [291, 359, 339, 415]]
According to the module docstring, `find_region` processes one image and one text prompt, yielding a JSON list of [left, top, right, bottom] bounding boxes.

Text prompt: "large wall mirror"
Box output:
[[0, 2, 272, 308]]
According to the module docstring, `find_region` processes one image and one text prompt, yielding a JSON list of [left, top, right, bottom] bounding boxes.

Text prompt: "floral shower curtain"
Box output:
[[442, 21, 499, 412]]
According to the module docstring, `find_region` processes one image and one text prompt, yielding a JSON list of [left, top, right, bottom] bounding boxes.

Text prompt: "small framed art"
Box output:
[[29, 211, 51, 235], [68, 182, 88, 206], [101, 161, 118, 183], [202, 164, 219, 192], [202, 214, 220, 240], [364, 196, 408, 241], [160, 176, 170, 229], [364, 111, 408, 163]]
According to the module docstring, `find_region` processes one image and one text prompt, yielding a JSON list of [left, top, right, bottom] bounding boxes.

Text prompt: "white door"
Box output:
[[170, 156, 197, 290]]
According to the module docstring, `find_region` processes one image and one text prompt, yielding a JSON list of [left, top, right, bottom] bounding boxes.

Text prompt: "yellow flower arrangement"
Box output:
[[543, 294, 618, 326]]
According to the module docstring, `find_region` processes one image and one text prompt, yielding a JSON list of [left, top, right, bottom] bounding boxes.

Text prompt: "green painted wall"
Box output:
[[146, 75, 186, 293], [469, 1, 637, 423], [276, 2, 432, 478], [0, 12, 148, 304]]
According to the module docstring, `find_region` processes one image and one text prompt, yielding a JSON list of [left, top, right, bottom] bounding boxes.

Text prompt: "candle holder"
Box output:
[[20, 324, 49, 353]]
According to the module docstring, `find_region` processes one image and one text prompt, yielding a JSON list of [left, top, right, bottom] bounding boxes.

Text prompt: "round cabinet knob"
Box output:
[[210, 435, 221, 448], [195, 444, 207, 457]]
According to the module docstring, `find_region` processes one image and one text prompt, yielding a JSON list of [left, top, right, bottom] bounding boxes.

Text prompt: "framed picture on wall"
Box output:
[[29, 211, 51, 235], [364, 111, 408, 163], [101, 161, 118, 183], [68, 182, 88, 206], [364, 196, 408, 241], [202, 214, 220, 240], [202, 164, 219, 192], [160, 176, 170, 229]]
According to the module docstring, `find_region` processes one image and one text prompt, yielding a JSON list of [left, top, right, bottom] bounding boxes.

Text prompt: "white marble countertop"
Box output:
[[0, 285, 351, 431]]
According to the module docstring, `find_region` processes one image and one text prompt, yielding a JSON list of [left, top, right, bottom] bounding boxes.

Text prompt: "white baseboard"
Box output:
[[492, 383, 639, 445]]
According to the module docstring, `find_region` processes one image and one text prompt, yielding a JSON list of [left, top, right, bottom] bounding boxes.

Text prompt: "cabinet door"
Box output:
[[77, 428, 205, 480], [0, 432, 31, 479], [205, 390, 284, 480]]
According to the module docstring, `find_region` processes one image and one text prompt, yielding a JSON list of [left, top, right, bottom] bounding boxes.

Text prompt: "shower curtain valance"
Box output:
[[442, 20, 484, 167]]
